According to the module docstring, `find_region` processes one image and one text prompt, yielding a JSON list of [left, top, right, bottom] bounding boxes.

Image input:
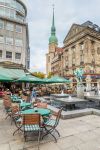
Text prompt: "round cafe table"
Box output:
[[12, 99, 22, 103], [21, 108, 51, 116], [13, 108, 51, 136], [20, 102, 31, 109]]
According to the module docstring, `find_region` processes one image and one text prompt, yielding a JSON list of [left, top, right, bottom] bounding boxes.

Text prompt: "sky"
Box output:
[[26, 0, 100, 73]]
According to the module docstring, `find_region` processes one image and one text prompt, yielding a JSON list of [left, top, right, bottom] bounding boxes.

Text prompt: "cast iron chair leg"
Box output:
[[42, 127, 57, 142], [49, 132, 57, 143], [55, 128, 60, 137], [11, 116, 13, 125], [37, 130, 41, 150], [13, 125, 22, 136], [5, 113, 11, 119], [24, 132, 27, 142]]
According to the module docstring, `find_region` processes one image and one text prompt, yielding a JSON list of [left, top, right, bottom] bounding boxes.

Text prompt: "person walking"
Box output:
[[31, 88, 37, 103]]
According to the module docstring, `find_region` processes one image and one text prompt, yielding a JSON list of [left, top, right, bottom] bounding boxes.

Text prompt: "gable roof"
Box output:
[[63, 23, 84, 43], [63, 21, 100, 44]]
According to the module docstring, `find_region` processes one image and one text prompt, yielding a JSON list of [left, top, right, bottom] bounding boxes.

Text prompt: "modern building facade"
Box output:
[[0, 0, 30, 69]]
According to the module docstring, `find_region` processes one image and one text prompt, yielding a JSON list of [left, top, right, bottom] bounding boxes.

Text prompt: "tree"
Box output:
[[32, 72, 45, 79], [47, 72, 53, 78]]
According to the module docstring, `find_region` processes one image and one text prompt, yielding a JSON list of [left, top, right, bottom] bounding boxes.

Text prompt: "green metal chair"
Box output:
[[22, 114, 42, 150], [42, 107, 63, 142]]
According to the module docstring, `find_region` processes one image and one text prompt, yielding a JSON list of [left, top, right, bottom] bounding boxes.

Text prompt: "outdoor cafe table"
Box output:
[[11, 96, 22, 103], [12, 98, 22, 103], [20, 102, 32, 109], [21, 108, 51, 116], [13, 108, 51, 135]]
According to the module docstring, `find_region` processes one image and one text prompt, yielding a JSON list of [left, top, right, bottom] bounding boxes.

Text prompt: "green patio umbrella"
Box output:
[[16, 75, 43, 83], [0, 74, 13, 82], [45, 76, 70, 84], [42, 78, 49, 83]]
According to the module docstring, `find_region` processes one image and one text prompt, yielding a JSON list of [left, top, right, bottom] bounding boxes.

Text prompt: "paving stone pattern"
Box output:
[[0, 100, 100, 150]]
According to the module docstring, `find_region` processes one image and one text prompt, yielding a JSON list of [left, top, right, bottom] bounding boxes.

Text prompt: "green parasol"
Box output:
[[44, 76, 70, 84], [0, 74, 13, 82], [16, 74, 43, 83]]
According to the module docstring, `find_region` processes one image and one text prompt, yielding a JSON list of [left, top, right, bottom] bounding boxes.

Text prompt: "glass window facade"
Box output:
[[15, 39, 22, 46], [0, 35, 4, 43], [6, 51, 12, 58], [15, 52, 21, 59], [0, 20, 4, 29], [0, 0, 25, 14], [0, 0, 26, 23], [0, 50, 2, 58], [0, 7, 4, 16], [16, 25, 22, 33], [6, 37, 13, 45], [6, 23, 14, 31]]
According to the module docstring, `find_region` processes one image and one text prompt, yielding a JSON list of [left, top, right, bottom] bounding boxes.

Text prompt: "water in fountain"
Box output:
[[87, 92, 90, 96], [61, 90, 64, 95], [68, 95, 72, 100], [98, 90, 100, 96]]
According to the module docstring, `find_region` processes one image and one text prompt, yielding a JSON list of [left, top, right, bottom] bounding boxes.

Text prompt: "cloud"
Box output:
[[27, 0, 100, 73]]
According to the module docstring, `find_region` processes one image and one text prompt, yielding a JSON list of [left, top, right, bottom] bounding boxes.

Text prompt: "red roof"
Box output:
[[55, 47, 63, 54]]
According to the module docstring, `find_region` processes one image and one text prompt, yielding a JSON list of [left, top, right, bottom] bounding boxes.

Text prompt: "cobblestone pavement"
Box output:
[[1, 100, 100, 150]]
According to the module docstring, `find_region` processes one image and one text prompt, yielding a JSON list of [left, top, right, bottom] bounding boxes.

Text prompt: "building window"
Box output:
[[6, 51, 12, 59], [6, 23, 14, 31], [0, 35, 4, 43], [80, 50, 84, 63], [48, 56, 50, 62], [16, 25, 22, 33], [15, 39, 22, 46], [97, 47, 100, 54], [5, 8, 10, 18], [0, 50, 2, 58], [80, 42, 84, 50], [72, 46, 75, 64], [27, 61, 30, 69], [80, 43, 84, 63], [0, 20, 4, 29], [6, 37, 13, 45], [0, 7, 4, 16], [10, 9, 15, 19], [15, 53, 21, 59], [66, 56, 68, 61]]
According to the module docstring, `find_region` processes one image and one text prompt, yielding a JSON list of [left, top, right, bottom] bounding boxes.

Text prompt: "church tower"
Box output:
[[46, 6, 58, 75]]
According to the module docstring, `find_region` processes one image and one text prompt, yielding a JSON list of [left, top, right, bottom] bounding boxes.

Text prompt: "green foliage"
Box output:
[[47, 72, 53, 78], [32, 72, 45, 79]]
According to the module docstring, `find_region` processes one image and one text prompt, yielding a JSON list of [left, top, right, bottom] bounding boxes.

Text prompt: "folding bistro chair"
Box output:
[[42, 107, 63, 142], [12, 105, 23, 136], [23, 114, 42, 150], [11, 105, 20, 124], [3, 99, 12, 119]]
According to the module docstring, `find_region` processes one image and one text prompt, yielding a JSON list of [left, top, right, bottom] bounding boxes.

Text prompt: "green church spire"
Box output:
[[51, 6, 55, 35], [49, 5, 58, 44]]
